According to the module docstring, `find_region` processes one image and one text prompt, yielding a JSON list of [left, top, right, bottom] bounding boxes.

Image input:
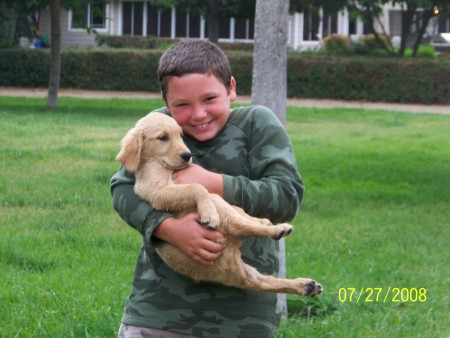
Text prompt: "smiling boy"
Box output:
[[111, 40, 304, 338]]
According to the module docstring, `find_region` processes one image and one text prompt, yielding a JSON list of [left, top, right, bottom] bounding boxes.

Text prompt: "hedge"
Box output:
[[1, 49, 449, 104]]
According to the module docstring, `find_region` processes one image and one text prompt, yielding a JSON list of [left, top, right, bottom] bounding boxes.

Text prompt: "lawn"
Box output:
[[0, 96, 448, 337]]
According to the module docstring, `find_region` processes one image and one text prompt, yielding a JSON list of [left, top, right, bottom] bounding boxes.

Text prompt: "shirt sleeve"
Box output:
[[110, 165, 173, 246], [221, 106, 304, 223]]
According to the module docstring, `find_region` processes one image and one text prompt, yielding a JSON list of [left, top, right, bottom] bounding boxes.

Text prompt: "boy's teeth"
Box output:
[[197, 123, 209, 129]]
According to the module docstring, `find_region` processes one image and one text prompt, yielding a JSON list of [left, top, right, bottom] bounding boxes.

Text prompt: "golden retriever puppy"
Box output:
[[116, 112, 322, 297]]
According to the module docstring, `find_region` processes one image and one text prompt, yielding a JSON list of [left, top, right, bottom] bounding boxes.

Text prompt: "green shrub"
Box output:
[[60, 49, 162, 91], [286, 55, 449, 104], [1, 49, 449, 104], [95, 35, 254, 52], [404, 44, 436, 58], [323, 34, 351, 55], [218, 42, 254, 51], [95, 35, 179, 49], [355, 34, 391, 55], [0, 49, 50, 86], [0, 3, 16, 48]]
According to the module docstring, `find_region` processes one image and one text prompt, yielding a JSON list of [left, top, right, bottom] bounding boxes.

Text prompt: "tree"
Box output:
[[251, 0, 290, 317], [46, 0, 103, 107], [0, 0, 61, 106], [0, 0, 42, 47], [291, 0, 449, 57], [392, 0, 450, 56], [0, 2, 17, 48], [0, 0, 96, 107], [347, 0, 397, 55], [46, 0, 61, 108], [347, 0, 450, 57]]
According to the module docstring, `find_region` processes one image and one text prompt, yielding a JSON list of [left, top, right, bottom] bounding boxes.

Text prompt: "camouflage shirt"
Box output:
[[110, 105, 304, 338]]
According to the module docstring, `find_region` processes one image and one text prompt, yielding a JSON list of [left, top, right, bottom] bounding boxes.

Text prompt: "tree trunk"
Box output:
[[399, 5, 416, 57], [252, 0, 289, 317], [207, 0, 220, 44], [252, 0, 288, 125], [47, 0, 61, 108], [412, 9, 433, 57]]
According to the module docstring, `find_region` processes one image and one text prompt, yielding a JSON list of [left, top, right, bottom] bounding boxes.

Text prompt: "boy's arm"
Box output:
[[222, 106, 304, 223], [110, 165, 225, 264], [110, 165, 173, 246]]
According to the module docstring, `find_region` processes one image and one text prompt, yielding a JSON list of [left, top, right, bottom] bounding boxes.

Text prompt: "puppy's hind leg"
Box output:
[[211, 195, 292, 239], [241, 264, 322, 297], [232, 205, 273, 226]]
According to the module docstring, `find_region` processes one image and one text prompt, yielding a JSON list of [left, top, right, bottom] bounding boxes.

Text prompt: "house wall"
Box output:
[[40, 8, 95, 48], [39, 3, 119, 48], [37, 1, 449, 50]]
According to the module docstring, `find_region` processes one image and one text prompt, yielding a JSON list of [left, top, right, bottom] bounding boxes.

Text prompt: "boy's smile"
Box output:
[[165, 73, 237, 141]]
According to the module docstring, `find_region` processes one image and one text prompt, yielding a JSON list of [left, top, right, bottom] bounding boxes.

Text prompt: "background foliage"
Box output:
[[1, 48, 449, 104]]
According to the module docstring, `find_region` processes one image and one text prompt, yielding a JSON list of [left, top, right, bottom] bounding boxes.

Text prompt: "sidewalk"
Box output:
[[0, 87, 448, 115]]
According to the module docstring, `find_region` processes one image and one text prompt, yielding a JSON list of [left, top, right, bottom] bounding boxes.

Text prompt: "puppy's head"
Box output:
[[116, 113, 192, 172]]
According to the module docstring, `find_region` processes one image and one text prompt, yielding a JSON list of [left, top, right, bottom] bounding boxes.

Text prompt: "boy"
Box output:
[[111, 40, 304, 338]]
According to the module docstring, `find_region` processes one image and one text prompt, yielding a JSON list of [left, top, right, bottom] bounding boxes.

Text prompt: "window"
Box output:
[[235, 18, 254, 40], [303, 8, 320, 41], [90, 2, 107, 28], [438, 10, 450, 33], [322, 13, 338, 37], [122, 1, 144, 35], [389, 10, 402, 37], [70, 1, 107, 30], [159, 8, 172, 37], [349, 16, 357, 35], [175, 10, 187, 37], [147, 3, 159, 36], [219, 18, 230, 39]]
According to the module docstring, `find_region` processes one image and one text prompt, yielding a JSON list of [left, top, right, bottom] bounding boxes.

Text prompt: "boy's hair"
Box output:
[[157, 40, 232, 102]]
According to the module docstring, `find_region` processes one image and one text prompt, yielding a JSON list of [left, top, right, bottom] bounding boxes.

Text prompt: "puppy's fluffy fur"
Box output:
[[116, 112, 322, 296]]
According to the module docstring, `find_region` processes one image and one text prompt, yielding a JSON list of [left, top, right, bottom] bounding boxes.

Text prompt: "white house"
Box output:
[[36, 1, 450, 50]]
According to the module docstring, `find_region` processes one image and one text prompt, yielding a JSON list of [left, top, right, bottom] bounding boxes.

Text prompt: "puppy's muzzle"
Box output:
[[180, 152, 192, 163]]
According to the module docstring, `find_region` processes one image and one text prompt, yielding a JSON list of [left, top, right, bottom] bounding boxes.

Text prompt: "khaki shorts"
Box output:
[[118, 324, 201, 338]]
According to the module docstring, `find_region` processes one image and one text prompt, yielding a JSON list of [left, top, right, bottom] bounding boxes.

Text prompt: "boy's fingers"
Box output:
[[195, 249, 222, 265], [202, 227, 225, 240]]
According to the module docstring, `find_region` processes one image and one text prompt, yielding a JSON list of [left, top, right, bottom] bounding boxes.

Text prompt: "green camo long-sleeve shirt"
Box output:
[[110, 105, 304, 338]]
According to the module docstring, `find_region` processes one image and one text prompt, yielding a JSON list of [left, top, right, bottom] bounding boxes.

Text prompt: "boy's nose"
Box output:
[[191, 105, 207, 119]]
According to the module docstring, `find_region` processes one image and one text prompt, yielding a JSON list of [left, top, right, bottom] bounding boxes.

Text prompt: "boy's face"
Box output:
[[165, 73, 237, 142]]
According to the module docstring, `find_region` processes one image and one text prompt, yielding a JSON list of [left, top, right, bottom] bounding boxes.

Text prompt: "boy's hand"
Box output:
[[154, 213, 225, 265], [172, 163, 224, 196]]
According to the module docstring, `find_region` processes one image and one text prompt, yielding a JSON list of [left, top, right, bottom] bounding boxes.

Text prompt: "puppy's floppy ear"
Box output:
[[116, 129, 145, 173]]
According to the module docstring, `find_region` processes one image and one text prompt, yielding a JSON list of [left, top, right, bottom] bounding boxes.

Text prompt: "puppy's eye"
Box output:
[[157, 135, 169, 142]]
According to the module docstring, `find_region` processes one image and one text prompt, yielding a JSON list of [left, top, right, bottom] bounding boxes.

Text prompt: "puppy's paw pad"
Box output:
[[200, 214, 220, 229], [274, 224, 293, 239], [304, 280, 323, 297], [204, 222, 219, 230]]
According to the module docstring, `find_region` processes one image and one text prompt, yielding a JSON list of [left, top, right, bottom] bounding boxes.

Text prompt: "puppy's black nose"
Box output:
[[180, 152, 192, 162]]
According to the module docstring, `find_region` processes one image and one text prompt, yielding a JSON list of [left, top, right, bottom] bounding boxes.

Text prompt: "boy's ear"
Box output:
[[229, 76, 237, 102], [116, 129, 145, 173]]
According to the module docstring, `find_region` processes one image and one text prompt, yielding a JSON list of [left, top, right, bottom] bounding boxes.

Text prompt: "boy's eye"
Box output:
[[205, 96, 216, 102], [157, 135, 169, 142]]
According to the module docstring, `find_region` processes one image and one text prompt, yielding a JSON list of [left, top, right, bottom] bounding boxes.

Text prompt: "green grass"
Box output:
[[0, 97, 449, 337]]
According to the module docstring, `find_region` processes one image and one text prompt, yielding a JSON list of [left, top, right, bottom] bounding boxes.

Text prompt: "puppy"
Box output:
[[116, 112, 322, 296]]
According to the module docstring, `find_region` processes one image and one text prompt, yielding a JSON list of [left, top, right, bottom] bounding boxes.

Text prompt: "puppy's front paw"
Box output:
[[199, 209, 220, 229], [303, 280, 322, 297], [273, 223, 293, 240]]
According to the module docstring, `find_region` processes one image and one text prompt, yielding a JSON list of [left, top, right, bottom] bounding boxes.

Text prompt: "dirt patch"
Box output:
[[0, 87, 448, 115]]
